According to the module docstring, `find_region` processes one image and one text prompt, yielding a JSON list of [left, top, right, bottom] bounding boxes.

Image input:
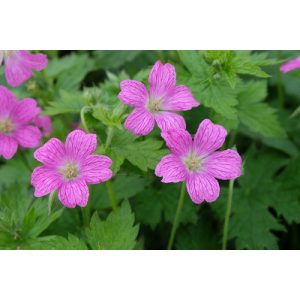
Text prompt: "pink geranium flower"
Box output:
[[118, 60, 199, 136], [155, 119, 242, 204], [0, 86, 42, 160], [31, 130, 113, 208], [0, 50, 48, 87], [34, 115, 52, 136], [280, 56, 300, 73]]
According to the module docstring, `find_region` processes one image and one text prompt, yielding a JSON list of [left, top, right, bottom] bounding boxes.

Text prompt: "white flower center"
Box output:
[[147, 99, 162, 112], [4, 50, 14, 58], [183, 152, 203, 172], [60, 161, 80, 180], [0, 117, 15, 134]]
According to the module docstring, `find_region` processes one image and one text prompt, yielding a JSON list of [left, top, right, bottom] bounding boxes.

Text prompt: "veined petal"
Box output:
[[148, 61, 176, 99], [155, 111, 186, 132], [186, 172, 220, 204], [65, 130, 97, 159], [0, 134, 18, 160], [118, 80, 148, 107], [155, 154, 187, 183], [34, 138, 66, 167], [124, 108, 155, 136], [34, 115, 52, 136], [162, 85, 199, 111], [193, 119, 227, 156], [17, 51, 48, 71], [81, 155, 113, 184], [161, 129, 192, 156], [58, 179, 89, 208], [0, 86, 17, 116], [11, 98, 41, 124], [14, 125, 42, 148], [31, 166, 63, 197], [204, 149, 242, 180], [4, 52, 33, 87]]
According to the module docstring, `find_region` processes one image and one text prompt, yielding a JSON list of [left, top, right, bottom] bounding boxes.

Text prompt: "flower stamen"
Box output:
[[60, 162, 79, 180], [0, 118, 14, 134], [184, 153, 203, 172], [147, 99, 161, 112]]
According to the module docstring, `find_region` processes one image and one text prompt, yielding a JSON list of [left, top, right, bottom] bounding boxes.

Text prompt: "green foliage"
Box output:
[[86, 201, 139, 250], [2, 50, 300, 250], [104, 129, 168, 173], [0, 186, 63, 249]]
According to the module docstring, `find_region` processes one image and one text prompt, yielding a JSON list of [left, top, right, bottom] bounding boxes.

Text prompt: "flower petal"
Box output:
[[0, 134, 18, 160], [11, 98, 41, 124], [81, 155, 113, 184], [0, 86, 16, 116], [34, 138, 66, 167], [34, 115, 52, 136], [118, 80, 148, 107], [162, 85, 199, 111], [155, 111, 186, 131], [14, 125, 42, 148], [193, 119, 227, 156], [186, 172, 220, 204], [161, 129, 192, 156], [204, 149, 242, 180], [65, 130, 97, 159], [148, 61, 176, 99], [31, 166, 63, 197], [58, 179, 89, 208], [17, 51, 48, 71], [4, 51, 47, 87], [280, 57, 300, 73], [124, 108, 155, 136], [155, 154, 187, 183]]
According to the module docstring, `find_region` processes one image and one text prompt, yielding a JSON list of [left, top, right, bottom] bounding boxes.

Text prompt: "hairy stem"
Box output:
[[277, 50, 285, 108], [222, 179, 235, 250], [48, 190, 57, 215], [80, 106, 91, 132], [106, 180, 117, 212], [167, 182, 186, 250]]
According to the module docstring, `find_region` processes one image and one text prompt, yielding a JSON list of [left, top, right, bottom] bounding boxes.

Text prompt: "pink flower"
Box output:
[[118, 60, 199, 136], [155, 119, 242, 204], [31, 130, 113, 208], [0, 86, 42, 160], [280, 56, 300, 73], [0, 50, 48, 87], [34, 115, 52, 136]]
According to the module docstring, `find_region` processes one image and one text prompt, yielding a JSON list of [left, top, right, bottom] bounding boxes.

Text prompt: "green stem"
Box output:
[[105, 127, 114, 151], [80, 106, 91, 132], [222, 179, 235, 250], [106, 180, 117, 211], [277, 50, 285, 108], [48, 191, 56, 215], [167, 182, 186, 250]]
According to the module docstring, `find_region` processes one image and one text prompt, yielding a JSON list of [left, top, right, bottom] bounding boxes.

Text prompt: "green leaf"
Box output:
[[0, 185, 63, 249], [44, 90, 86, 115], [107, 129, 168, 172], [47, 53, 95, 91], [237, 81, 286, 138], [212, 151, 286, 249], [134, 184, 199, 229], [86, 201, 139, 250], [32, 234, 88, 250], [190, 78, 239, 119]]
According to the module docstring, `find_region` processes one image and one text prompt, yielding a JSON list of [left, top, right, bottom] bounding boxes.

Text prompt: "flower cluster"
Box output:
[[2, 54, 243, 209], [119, 61, 242, 204]]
